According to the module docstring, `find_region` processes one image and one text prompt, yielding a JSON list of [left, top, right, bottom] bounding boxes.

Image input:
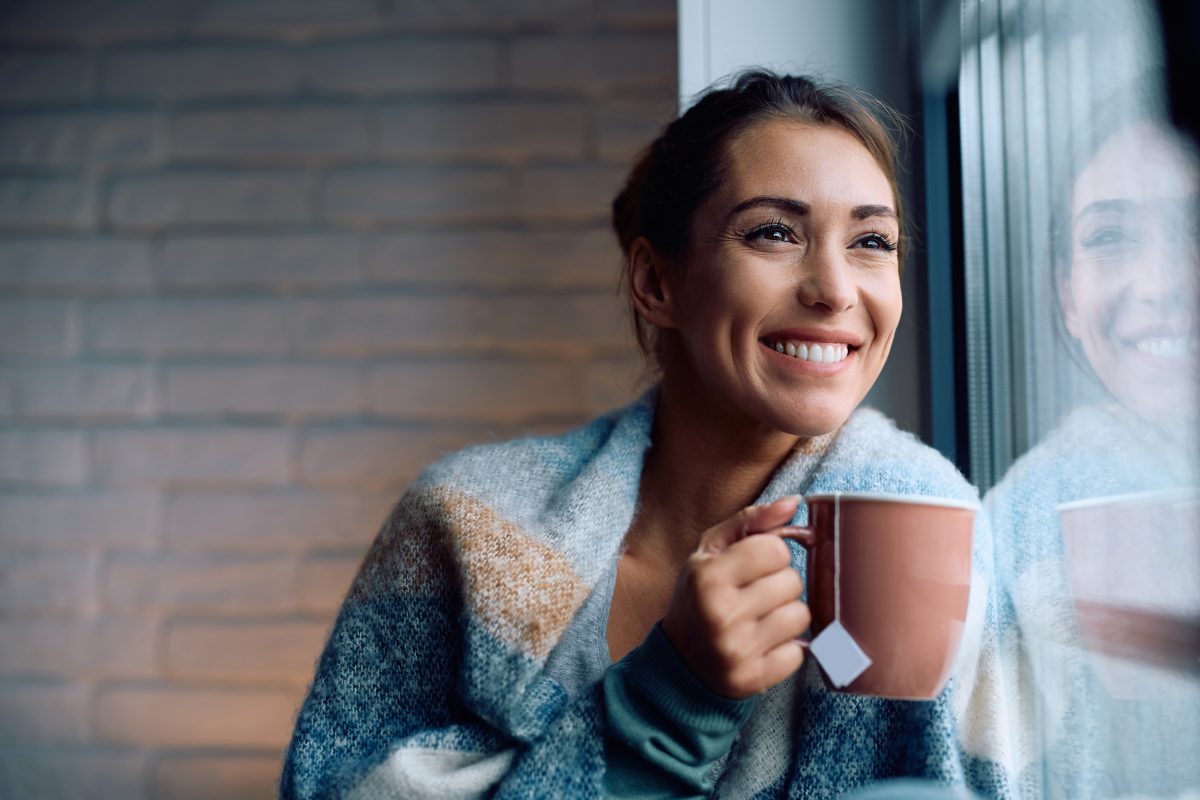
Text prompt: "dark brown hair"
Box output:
[[612, 70, 907, 359]]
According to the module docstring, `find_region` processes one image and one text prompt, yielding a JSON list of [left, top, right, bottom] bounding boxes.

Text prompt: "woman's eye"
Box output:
[[853, 233, 897, 252], [1081, 225, 1135, 249], [745, 223, 795, 243]]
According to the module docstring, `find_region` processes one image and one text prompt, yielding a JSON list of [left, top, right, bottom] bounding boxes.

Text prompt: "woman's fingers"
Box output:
[[700, 530, 795, 587], [697, 496, 801, 555]]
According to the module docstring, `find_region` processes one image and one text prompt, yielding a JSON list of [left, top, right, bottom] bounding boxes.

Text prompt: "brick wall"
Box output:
[[0, 1, 677, 797]]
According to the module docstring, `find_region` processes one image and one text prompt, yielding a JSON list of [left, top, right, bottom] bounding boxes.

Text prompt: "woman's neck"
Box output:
[[626, 375, 803, 568]]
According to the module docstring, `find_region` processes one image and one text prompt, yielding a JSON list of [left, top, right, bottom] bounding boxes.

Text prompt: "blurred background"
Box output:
[[0, 1, 675, 796]]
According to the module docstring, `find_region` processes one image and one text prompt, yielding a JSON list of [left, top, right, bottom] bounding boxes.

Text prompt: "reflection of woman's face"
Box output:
[[664, 119, 903, 437], [1062, 123, 1200, 426]]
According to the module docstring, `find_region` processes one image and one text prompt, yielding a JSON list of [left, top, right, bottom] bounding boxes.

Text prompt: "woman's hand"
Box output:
[[660, 496, 811, 699]]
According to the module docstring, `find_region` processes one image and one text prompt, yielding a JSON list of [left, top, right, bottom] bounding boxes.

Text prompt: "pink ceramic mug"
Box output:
[[1058, 490, 1200, 693], [787, 492, 977, 700]]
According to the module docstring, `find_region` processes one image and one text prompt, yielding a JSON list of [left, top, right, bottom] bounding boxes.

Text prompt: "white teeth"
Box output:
[[1132, 337, 1199, 358], [766, 339, 852, 364]]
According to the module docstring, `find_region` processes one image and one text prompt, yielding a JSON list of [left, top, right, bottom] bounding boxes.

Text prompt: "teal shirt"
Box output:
[[604, 623, 757, 798]]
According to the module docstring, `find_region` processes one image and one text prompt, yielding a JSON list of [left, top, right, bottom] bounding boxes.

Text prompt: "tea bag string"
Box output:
[[834, 491, 842, 621]]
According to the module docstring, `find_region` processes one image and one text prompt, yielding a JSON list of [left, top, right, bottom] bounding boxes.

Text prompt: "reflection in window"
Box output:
[[961, 0, 1199, 796]]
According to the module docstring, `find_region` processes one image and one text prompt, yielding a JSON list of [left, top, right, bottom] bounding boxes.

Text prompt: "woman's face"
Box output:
[[662, 118, 903, 437], [1062, 122, 1199, 425]]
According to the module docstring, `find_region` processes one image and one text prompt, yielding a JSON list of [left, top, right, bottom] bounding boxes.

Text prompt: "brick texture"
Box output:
[[0, 1, 674, 796]]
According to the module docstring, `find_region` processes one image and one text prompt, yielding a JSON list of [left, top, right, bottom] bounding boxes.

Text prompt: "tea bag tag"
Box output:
[[810, 620, 872, 688]]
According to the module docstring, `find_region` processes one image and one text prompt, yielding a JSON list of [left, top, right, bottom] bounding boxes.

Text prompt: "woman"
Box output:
[[985, 115, 1200, 798], [282, 71, 1011, 799]]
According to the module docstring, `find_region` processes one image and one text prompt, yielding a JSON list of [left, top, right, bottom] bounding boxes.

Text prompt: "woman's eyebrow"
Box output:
[[1075, 198, 1136, 223], [851, 204, 897, 221], [727, 196, 810, 219], [725, 196, 897, 223]]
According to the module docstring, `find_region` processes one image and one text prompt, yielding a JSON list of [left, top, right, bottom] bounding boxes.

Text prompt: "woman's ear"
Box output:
[[627, 236, 679, 329]]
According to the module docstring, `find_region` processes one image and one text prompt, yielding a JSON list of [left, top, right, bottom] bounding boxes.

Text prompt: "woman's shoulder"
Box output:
[[808, 407, 977, 503], [411, 391, 654, 501]]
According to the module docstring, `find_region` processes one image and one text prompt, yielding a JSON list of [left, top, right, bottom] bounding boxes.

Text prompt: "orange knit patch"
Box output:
[[442, 489, 592, 660]]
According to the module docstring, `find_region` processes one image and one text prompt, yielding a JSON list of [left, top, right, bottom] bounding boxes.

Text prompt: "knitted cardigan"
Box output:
[[282, 392, 1016, 799], [984, 402, 1200, 799]]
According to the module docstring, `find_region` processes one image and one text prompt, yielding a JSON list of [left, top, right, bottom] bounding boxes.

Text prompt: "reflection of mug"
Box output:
[[788, 493, 977, 700], [1058, 490, 1200, 687]]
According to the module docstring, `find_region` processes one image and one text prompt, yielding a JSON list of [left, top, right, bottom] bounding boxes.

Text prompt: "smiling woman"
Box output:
[[281, 72, 1015, 799]]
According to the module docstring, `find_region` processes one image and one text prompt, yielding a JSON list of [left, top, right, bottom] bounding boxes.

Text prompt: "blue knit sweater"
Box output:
[[281, 392, 1015, 798]]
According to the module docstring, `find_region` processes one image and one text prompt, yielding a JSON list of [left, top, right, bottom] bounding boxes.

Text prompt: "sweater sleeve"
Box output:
[[603, 624, 757, 799]]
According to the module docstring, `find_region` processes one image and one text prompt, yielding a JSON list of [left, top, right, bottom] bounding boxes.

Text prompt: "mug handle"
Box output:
[[779, 524, 817, 649]]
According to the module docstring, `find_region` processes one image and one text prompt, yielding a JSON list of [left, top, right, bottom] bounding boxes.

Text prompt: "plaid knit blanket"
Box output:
[[282, 392, 1015, 799]]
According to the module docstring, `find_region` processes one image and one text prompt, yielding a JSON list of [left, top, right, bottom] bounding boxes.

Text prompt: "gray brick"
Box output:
[[321, 166, 509, 225], [0, 238, 153, 291], [92, 428, 292, 487], [0, 431, 88, 487], [101, 44, 300, 101], [0, 683, 90, 744], [165, 489, 391, 552], [96, 685, 297, 747], [598, 0, 678, 29], [584, 356, 646, 410], [164, 363, 362, 419], [84, 299, 294, 357], [364, 229, 619, 289], [305, 39, 501, 95], [0, 490, 159, 550], [90, 112, 161, 165], [297, 293, 628, 356], [515, 164, 625, 220], [595, 95, 676, 162], [0, 0, 182, 44], [377, 101, 587, 161], [0, 113, 89, 167], [108, 171, 311, 229], [298, 553, 361, 613], [0, 553, 95, 612], [160, 234, 362, 290], [367, 359, 593, 422], [0, 50, 91, 105], [381, 0, 593, 29], [166, 620, 328, 681], [150, 754, 282, 800], [0, 749, 146, 800], [511, 34, 676, 92], [0, 618, 157, 679], [105, 554, 294, 614], [0, 364, 154, 419], [172, 107, 371, 162], [299, 427, 490, 489], [189, 0, 379, 37], [0, 301, 77, 358], [0, 177, 95, 229]]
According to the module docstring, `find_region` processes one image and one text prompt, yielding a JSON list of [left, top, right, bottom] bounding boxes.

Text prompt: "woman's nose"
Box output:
[[1131, 233, 1197, 306], [796, 245, 857, 313]]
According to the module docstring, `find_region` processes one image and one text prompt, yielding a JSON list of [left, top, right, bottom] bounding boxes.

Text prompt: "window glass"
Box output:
[[961, 0, 1200, 795]]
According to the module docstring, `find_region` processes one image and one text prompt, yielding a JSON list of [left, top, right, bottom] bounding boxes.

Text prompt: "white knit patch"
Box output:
[[346, 746, 516, 800]]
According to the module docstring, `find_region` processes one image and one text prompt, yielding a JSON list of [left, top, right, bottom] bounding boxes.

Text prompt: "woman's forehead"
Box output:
[[719, 119, 896, 214], [1074, 123, 1199, 208]]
